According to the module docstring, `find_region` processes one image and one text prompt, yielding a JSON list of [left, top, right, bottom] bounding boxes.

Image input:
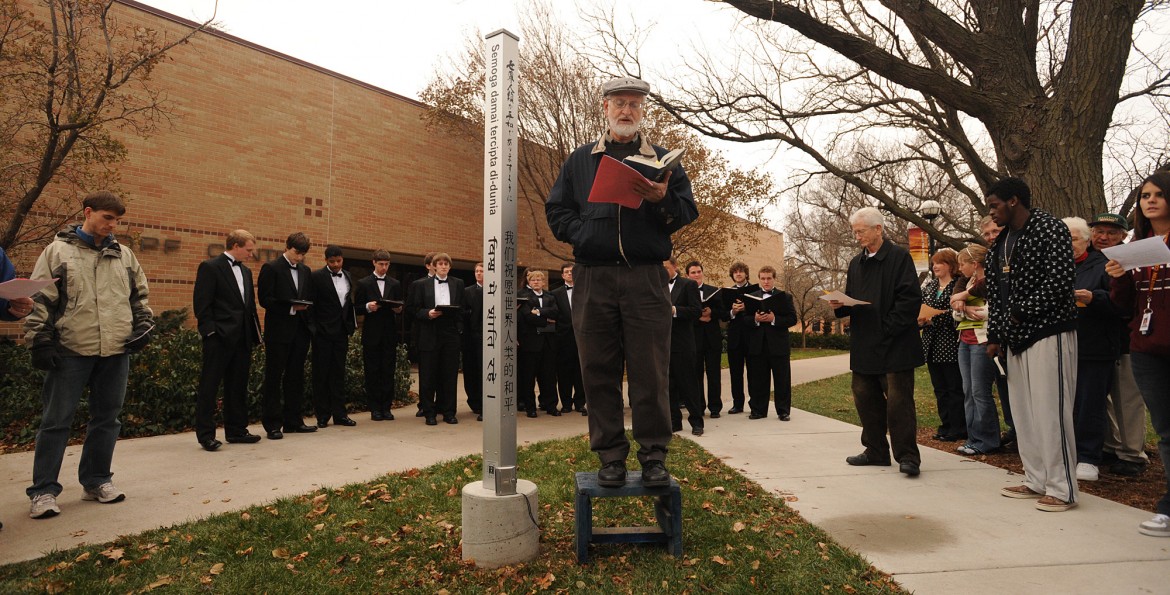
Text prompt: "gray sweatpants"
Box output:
[[1104, 354, 1150, 464], [1007, 330, 1079, 503]]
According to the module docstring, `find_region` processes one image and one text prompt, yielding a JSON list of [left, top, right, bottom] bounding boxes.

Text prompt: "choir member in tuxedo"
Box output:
[[686, 260, 727, 418], [665, 258, 705, 435], [551, 262, 586, 415], [745, 265, 798, 420], [411, 251, 438, 417], [406, 252, 465, 425], [462, 263, 485, 420], [308, 245, 358, 427], [355, 249, 402, 421], [517, 269, 559, 417], [257, 232, 318, 440], [193, 230, 264, 451], [724, 261, 759, 414]]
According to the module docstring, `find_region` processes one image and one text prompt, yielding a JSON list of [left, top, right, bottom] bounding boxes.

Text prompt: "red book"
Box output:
[[586, 155, 648, 209]]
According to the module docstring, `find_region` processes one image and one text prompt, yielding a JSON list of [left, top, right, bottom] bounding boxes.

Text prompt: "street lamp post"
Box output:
[[920, 199, 942, 263]]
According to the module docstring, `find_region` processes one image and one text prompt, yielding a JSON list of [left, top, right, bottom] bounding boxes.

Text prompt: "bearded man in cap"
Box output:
[[545, 77, 699, 488]]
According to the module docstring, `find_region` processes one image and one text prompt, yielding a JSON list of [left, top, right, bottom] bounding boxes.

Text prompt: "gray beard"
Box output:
[[609, 121, 639, 139]]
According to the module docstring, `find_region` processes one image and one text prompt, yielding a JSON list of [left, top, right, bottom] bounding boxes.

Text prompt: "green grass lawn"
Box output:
[[0, 436, 905, 594]]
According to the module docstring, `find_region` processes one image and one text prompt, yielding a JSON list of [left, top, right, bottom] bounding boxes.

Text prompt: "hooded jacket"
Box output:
[[24, 227, 153, 357]]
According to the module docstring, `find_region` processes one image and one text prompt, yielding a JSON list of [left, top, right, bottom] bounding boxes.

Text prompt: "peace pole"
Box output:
[[461, 28, 539, 567]]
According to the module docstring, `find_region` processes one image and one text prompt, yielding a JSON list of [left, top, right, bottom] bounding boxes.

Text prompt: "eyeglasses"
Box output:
[[609, 98, 644, 111]]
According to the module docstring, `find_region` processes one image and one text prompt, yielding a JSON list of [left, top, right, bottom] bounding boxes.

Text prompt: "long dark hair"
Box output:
[[1134, 171, 1170, 238]]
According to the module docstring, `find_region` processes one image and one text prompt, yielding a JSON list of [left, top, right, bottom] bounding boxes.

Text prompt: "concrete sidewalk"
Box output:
[[2, 354, 1167, 593]]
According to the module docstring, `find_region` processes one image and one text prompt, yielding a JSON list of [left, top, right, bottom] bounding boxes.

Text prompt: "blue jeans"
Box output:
[[1131, 352, 1170, 515], [957, 342, 1000, 452], [27, 354, 129, 498]]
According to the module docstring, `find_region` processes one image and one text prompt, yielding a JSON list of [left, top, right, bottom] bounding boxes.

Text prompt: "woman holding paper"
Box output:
[[1, 247, 35, 320], [919, 248, 967, 442], [949, 245, 1000, 456], [1106, 171, 1170, 537]]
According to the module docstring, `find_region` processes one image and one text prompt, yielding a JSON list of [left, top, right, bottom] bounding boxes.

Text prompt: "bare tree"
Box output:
[[421, 0, 778, 268], [585, 1, 1170, 246], [0, 0, 215, 251]]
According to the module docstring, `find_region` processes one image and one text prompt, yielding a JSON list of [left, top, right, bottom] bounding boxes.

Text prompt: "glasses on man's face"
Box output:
[[609, 98, 643, 111]]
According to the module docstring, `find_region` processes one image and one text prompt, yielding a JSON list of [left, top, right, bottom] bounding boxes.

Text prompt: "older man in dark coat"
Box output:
[[831, 207, 926, 476]]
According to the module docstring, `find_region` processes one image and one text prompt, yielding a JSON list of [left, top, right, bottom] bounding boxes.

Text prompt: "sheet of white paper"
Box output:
[[0, 278, 56, 300], [1101, 236, 1170, 270], [818, 290, 871, 306]]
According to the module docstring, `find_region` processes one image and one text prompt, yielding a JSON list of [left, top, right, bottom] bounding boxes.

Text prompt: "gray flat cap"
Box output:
[[602, 76, 650, 96]]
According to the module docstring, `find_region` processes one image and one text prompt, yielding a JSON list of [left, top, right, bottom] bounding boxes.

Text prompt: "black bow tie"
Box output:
[[288, 263, 298, 270], [436, 278, 448, 284], [565, 285, 573, 290], [331, 272, 342, 278], [231, 260, 242, 267], [763, 290, 773, 295], [375, 276, 385, 281]]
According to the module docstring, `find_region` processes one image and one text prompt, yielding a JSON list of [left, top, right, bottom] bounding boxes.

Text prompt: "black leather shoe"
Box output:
[[899, 462, 921, 476], [692, 427, 704, 436], [291, 424, 317, 433], [444, 416, 459, 424], [748, 412, 764, 420], [267, 430, 284, 440], [526, 410, 538, 418], [846, 452, 891, 466], [710, 412, 721, 419], [476, 414, 483, 421], [641, 460, 670, 487], [200, 438, 222, 452], [225, 433, 261, 444], [384, 411, 395, 421], [560, 406, 573, 413], [317, 419, 329, 428], [371, 412, 385, 421], [671, 424, 683, 432], [779, 413, 791, 421], [415, 410, 426, 417], [577, 408, 588, 416], [728, 407, 744, 414], [547, 409, 561, 417], [597, 460, 627, 487], [425, 416, 438, 426], [336, 417, 357, 427]]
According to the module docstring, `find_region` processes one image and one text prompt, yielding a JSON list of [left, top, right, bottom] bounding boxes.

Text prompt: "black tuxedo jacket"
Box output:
[[724, 283, 760, 351], [258, 257, 313, 344], [464, 283, 484, 336], [406, 275, 465, 350], [517, 288, 558, 353], [745, 288, 798, 356], [668, 276, 701, 353], [192, 254, 261, 345], [309, 267, 357, 338], [550, 285, 574, 335], [694, 283, 726, 348], [355, 274, 401, 346]]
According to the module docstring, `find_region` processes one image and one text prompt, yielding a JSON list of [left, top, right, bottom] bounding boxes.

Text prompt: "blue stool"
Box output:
[[574, 471, 683, 564]]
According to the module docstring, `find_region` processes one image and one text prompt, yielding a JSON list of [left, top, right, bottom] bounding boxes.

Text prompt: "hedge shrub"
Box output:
[[0, 309, 414, 448]]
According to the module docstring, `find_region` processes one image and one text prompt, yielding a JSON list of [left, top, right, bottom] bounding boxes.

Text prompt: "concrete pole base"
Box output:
[[461, 479, 540, 568]]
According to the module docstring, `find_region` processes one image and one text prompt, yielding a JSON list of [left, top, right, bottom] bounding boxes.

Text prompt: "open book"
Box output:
[[700, 287, 722, 303], [378, 299, 404, 308], [623, 148, 685, 182]]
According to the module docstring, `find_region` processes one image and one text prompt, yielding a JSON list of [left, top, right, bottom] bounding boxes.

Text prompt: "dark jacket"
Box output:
[[517, 288, 558, 353], [834, 239, 925, 374], [1073, 249, 1121, 361], [406, 275, 465, 351], [668, 276, 701, 353], [355, 274, 401, 347], [550, 285, 574, 336], [745, 288, 798, 357], [724, 283, 759, 352], [257, 256, 313, 344], [192, 253, 262, 346], [1110, 234, 1170, 358], [985, 209, 1077, 352], [308, 267, 357, 338], [464, 282, 484, 336], [694, 283, 726, 353], [545, 133, 699, 266], [920, 276, 960, 363]]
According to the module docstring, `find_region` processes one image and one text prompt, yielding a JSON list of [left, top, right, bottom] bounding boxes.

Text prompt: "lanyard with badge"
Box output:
[[1140, 234, 1170, 336]]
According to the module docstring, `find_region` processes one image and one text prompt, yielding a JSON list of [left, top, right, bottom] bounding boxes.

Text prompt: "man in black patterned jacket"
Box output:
[[984, 177, 1079, 513]]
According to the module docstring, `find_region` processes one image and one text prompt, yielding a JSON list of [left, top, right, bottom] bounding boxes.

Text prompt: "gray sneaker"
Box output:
[[1139, 514, 1170, 537], [82, 482, 126, 504], [30, 493, 60, 519]]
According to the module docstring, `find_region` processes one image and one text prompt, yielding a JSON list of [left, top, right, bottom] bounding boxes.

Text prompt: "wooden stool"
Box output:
[[574, 471, 683, 564]]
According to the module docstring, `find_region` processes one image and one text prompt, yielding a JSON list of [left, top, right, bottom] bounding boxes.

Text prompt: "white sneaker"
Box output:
[[30, 493, 60, 519], [1139, 514, 1170, 537], [82, 482, 126, 504], [1075, 463, 1099, 482]]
